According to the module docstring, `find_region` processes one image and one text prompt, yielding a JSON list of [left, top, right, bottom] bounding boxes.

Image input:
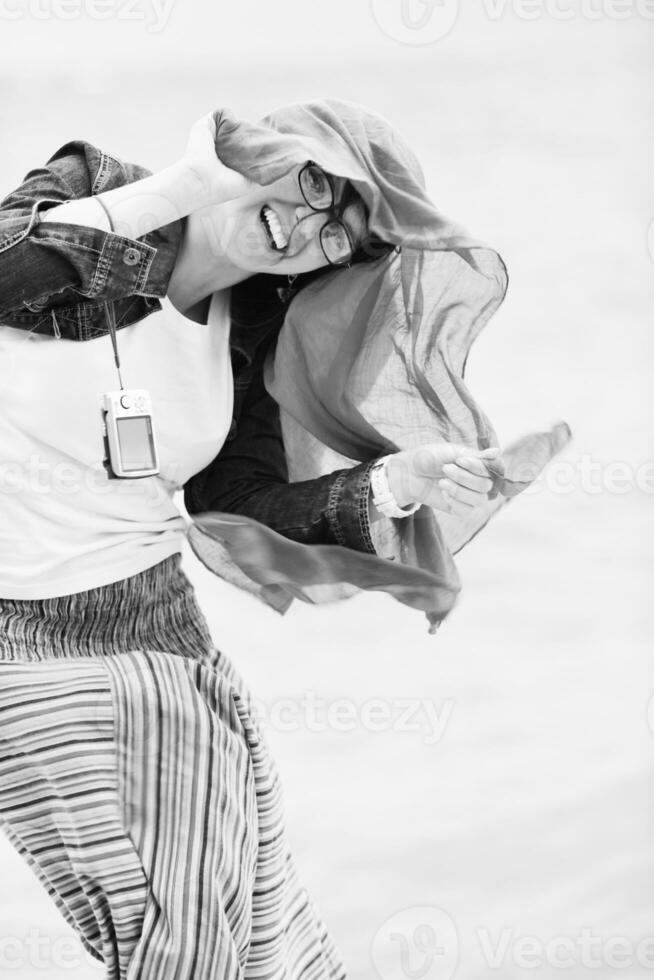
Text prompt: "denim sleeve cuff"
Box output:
[[326, 458, 380, 554], [30, 209, 183, 300], [87, 223, 183, 299]]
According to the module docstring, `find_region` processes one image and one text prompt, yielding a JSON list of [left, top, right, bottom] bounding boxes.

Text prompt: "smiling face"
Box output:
[[212, 164, 370, 276]]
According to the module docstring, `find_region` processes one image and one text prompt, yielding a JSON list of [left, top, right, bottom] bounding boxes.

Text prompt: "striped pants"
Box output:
[[0, 556, 347, 980]]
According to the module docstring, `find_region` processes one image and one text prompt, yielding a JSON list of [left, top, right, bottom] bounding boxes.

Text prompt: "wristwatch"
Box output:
[[370, 455, 421, 519]]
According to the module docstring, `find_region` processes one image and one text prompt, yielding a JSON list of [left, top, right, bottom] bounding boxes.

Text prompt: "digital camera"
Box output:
[[101, 389, 159, 480]]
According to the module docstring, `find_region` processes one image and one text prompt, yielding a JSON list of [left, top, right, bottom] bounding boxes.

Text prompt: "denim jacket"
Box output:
[[0, 141, 381, 555]]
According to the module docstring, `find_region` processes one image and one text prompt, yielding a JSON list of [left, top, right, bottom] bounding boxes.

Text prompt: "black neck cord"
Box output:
[[95, 196, 124, 390]]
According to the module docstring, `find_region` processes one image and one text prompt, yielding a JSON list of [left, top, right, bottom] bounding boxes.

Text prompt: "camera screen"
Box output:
[[116, 416, 156, 472]]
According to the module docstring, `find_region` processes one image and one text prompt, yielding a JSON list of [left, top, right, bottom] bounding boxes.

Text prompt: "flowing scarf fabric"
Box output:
[[188, 100, 571, 632]]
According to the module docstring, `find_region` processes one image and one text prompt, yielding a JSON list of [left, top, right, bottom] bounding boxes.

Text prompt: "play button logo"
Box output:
[[370, 0, 460, 44]]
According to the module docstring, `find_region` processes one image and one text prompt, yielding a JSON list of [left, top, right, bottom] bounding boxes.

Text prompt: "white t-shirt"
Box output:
[[0, 293, 234, 599]]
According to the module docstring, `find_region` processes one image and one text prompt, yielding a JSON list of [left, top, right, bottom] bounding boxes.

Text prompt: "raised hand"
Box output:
[[182, 113, 257, 206]]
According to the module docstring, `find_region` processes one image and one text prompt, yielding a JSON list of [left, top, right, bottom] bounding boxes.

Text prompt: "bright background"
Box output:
[[0, 2, 652, 978]]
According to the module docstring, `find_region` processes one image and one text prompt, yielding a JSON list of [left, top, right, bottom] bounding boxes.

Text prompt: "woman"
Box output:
[[0, 100, 560, 979]]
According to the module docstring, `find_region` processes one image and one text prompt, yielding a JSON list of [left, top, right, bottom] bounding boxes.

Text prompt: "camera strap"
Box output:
[[95, 196, 125, 390], [104, 300, 124, 391]]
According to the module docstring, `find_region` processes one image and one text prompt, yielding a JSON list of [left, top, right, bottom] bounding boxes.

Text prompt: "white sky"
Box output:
[[1, 0, 652, 73]]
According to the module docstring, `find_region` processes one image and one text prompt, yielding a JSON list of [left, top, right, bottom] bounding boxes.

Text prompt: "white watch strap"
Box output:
[[370, 455, 421, 519]]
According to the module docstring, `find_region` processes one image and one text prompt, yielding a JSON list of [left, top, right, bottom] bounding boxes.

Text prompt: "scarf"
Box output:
[[188, 99, 571, 632]]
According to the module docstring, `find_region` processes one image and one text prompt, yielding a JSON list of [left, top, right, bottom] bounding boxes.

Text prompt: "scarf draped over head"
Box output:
[[188, 99, 571, 633]]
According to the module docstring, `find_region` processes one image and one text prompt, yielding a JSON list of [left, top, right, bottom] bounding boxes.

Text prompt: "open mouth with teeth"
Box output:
[[260, 205, 289, 252]]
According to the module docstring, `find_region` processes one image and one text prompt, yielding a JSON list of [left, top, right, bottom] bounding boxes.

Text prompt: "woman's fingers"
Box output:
[[438, 485, 477, 516], [388, 443, 503, 514], [455, 454, 495, 477], [442, 458, 494, 494], [439, 449, 503, 511], [438, 479, 485, 509]]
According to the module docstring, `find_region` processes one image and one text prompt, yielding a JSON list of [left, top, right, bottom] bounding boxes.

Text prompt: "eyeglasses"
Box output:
[[298, 161, 356, 267]]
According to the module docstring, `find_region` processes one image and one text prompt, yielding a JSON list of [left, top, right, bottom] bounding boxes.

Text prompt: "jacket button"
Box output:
[[123, 247, 141, 266]]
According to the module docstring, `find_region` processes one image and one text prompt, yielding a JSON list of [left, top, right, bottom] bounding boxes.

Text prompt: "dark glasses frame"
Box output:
[[298, 161, 356, 267]]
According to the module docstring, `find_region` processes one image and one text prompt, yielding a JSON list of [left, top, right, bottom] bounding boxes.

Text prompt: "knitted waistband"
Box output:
[[0, 555, 214, 663]]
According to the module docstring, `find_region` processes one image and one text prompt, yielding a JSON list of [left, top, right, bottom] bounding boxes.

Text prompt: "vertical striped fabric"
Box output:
[[0, 556, 347, 980]]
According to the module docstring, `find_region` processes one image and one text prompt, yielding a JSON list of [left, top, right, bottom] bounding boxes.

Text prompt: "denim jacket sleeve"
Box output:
[[0, 140, 182, 330], [184, 340, 380, 553]]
